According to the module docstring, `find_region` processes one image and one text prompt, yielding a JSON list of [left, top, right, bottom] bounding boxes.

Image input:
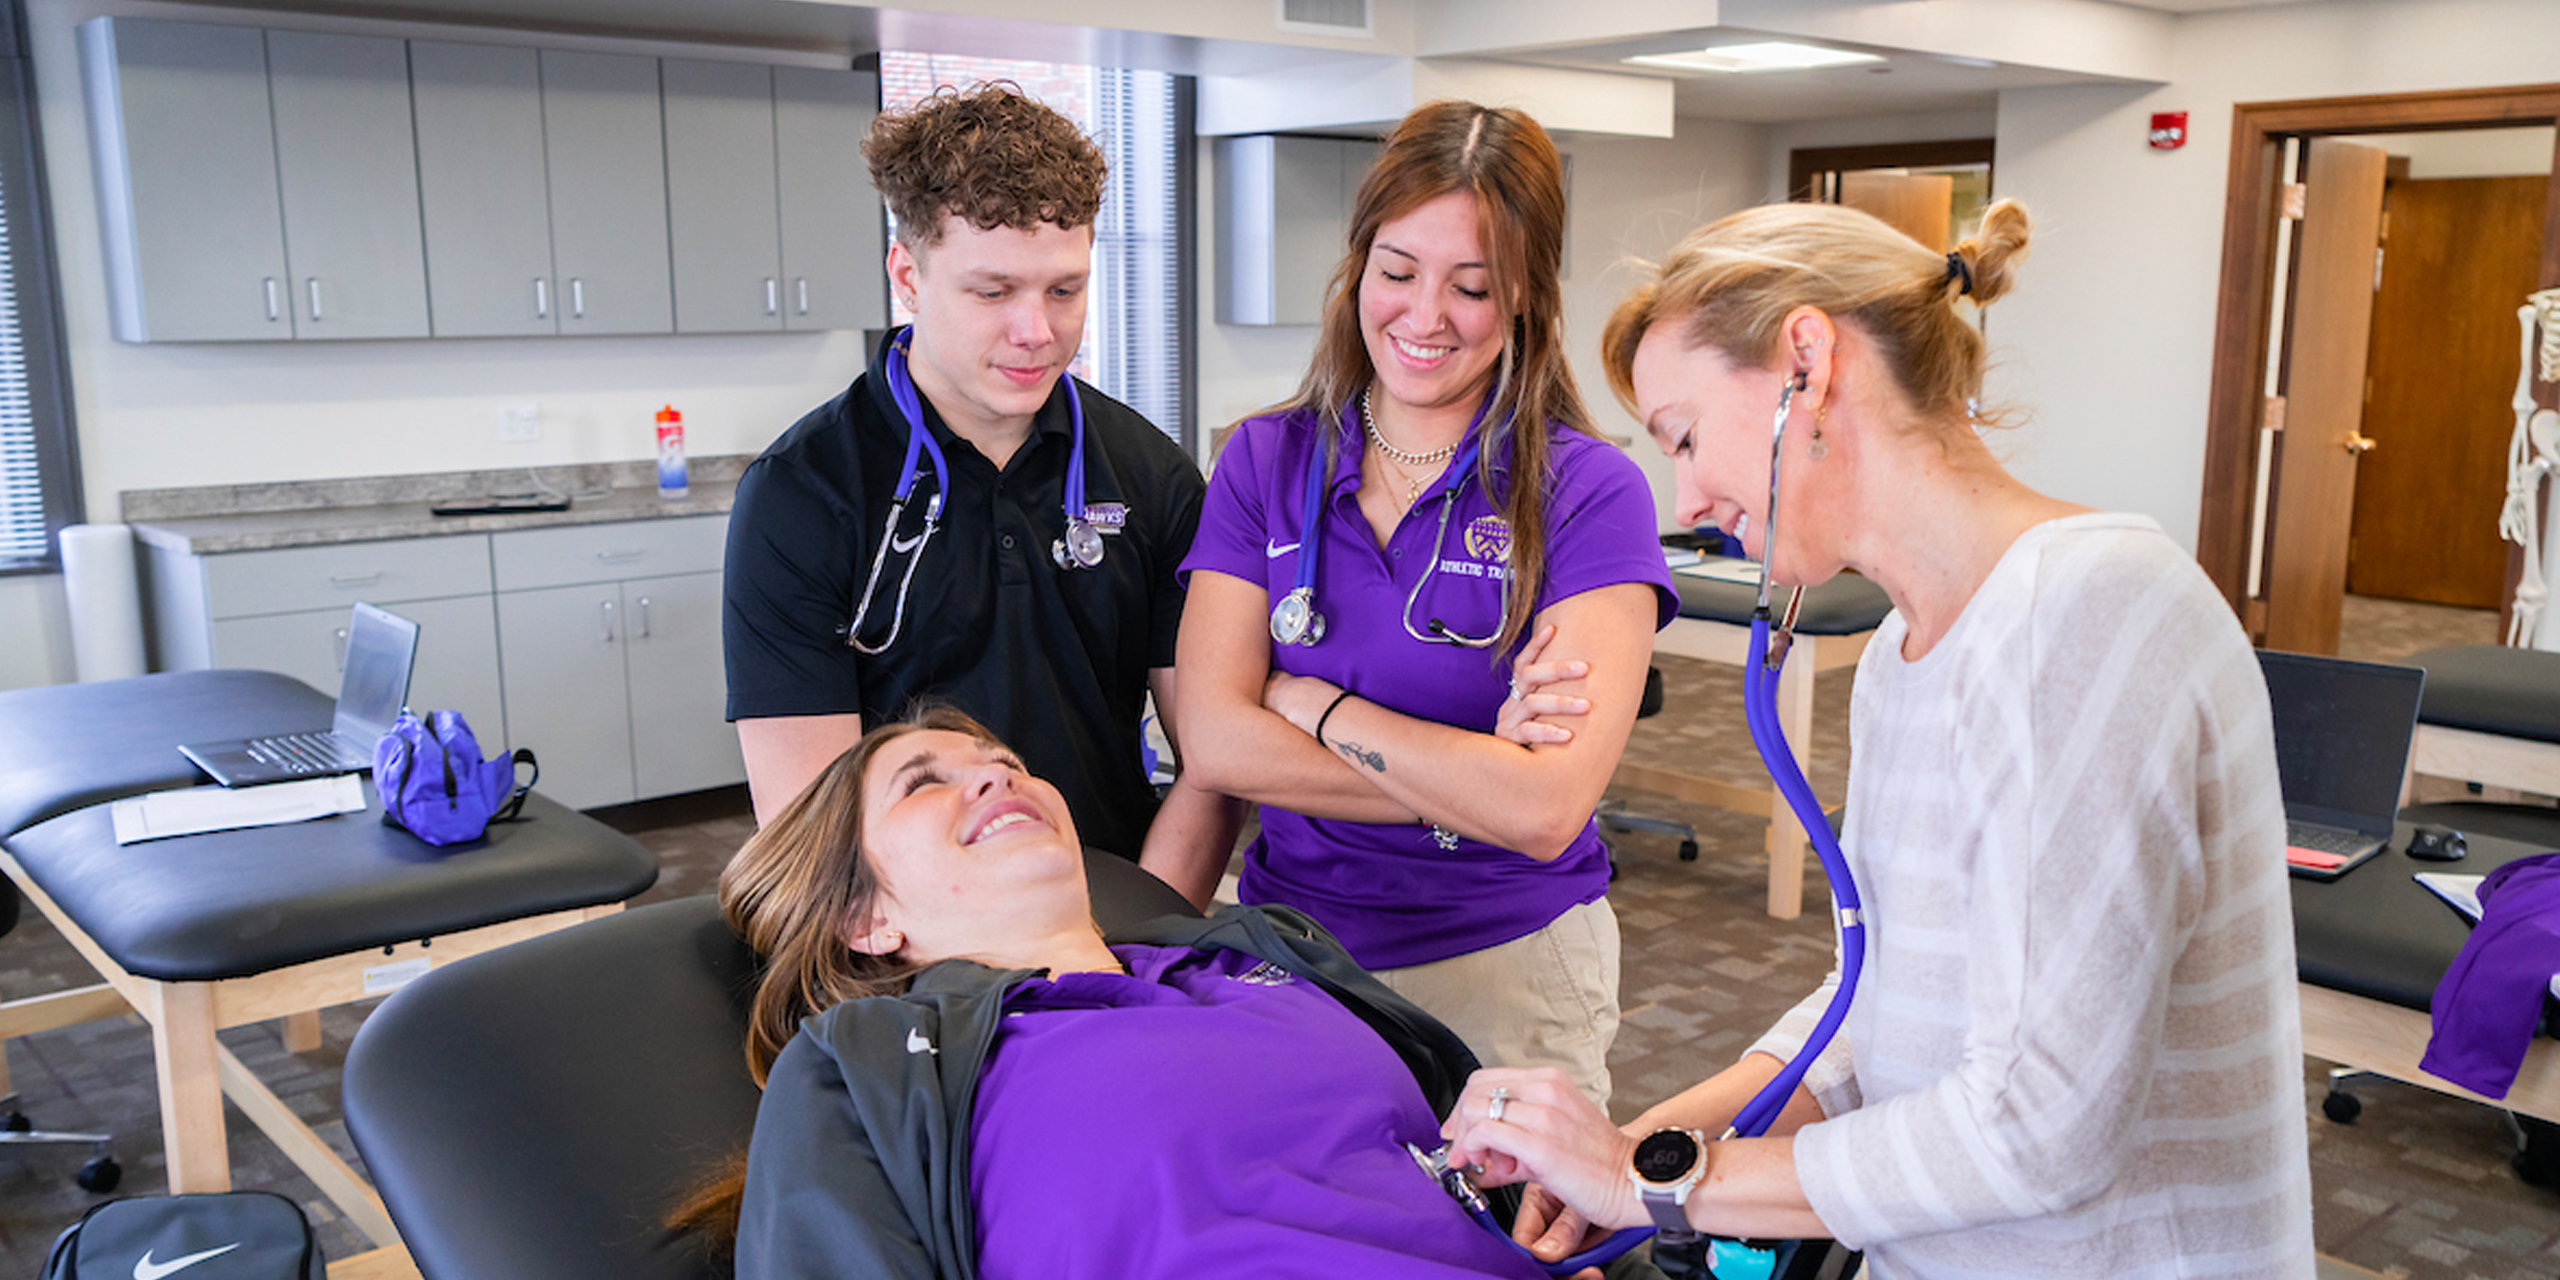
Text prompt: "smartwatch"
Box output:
[[1629, 1127, 1709, 1243]]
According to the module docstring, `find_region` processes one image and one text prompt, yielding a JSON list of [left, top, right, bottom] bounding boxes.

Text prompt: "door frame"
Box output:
[[2198, 85, 2560, 632]]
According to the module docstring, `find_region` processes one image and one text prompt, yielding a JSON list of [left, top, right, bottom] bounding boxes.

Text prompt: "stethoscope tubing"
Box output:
[[844, 326, 1094, 652], [1273, 394, 1507, 650]]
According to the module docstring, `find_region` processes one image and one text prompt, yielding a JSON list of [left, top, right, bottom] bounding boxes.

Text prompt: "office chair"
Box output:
[[342, 849, 1197, 1280], [0, 880, 121, 1192], [1598, 666, 1702, 864]]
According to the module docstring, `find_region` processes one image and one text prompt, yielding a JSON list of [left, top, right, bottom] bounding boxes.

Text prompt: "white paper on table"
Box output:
[[109, 775, 367, 845], [1673, 558, 1766, 587]]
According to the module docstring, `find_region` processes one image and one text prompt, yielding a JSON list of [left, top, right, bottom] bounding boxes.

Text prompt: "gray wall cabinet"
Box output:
[[83, 17, 879, 344], [265, 30, 431, 340], [410, 41, 559, 339], [1215, 134, 1377, 327], [79, 17, 293, 342], [540, 50, 678, 337], [774, 66, 884, 332], [663, 58, 785, 334]]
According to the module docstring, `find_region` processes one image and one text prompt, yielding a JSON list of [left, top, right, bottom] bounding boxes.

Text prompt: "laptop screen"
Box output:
[[333, 603, 421, 742], [2257, 649, 2424, 836]]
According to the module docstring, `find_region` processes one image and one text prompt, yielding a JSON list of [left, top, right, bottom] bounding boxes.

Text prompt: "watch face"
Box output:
[[1632, 1129, 1702, 1184]]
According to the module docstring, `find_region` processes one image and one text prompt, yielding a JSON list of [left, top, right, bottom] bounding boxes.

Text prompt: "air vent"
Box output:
[[1278, 0, 1372, 37]]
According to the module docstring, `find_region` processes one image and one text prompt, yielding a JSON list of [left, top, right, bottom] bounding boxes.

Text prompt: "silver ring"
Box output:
[[1487, 1087, 1513, 1124], [1507, 678, 1525, 701]]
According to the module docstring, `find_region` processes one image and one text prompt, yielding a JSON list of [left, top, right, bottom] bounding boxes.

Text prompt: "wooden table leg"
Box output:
[[280, 1010, 322, 1054], [1763, 636, 1819, 920], [150, 981, 229, 1193]]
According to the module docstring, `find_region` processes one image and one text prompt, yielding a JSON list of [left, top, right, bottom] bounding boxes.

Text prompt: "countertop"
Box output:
[[122, 458, 747, 555]]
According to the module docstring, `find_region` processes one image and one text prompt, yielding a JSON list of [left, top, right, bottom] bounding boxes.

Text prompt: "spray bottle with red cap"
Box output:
[[655, 405, 688, 500]]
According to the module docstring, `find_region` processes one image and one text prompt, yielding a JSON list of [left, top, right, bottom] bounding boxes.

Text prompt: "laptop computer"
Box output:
[[2257, 649, 2425, 880], [180, 602, 420, 787]]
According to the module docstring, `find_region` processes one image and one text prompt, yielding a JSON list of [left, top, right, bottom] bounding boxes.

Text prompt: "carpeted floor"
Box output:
[[0, 594, 2546, 1276]]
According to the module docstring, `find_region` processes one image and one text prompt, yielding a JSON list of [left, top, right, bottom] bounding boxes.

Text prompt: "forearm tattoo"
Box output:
[[1334, 739, 1386, 774]]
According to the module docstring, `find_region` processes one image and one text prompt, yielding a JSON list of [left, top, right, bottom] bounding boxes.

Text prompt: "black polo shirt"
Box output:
[[724, 332, 1204, 860]]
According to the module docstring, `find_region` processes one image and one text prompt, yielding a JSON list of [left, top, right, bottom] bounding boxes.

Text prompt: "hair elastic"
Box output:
[[1943, 251, 1974, 298], [1314, 690, 1355, 747]]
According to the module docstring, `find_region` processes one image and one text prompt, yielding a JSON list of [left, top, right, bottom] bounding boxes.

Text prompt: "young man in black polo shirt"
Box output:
[[724, 84, 1237, 881]]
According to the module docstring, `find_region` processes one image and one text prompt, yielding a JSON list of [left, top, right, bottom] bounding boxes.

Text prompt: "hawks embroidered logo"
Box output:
[[1233, 961, 1297, 987], [1086, 502, 1129, 534], [1463, 515, 1512, 563]]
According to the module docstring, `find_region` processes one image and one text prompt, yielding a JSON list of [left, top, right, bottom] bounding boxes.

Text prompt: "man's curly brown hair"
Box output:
[[864, 82, 1107, 250]]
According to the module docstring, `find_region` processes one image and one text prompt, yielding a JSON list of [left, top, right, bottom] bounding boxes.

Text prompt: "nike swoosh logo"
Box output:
[[906, 1028, 937, 1056], [135, 1244, 241, 1280], [1266, 540, 1300, 559], [890, 530, 928, 553]]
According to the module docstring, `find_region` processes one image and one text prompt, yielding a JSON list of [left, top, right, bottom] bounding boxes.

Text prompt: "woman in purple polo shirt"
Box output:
[[1173, 102, 1676, 1108], [677, 707, 1556, 1279]]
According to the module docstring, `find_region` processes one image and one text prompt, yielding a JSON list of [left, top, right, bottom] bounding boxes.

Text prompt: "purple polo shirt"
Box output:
[[970, 944, 1546, 1280], [1182, 407, 1676, 969]]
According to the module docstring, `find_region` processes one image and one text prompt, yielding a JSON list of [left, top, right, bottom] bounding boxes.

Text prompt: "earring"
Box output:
[[1808, 407, 1830, 461], [879, 930, 904, 953]]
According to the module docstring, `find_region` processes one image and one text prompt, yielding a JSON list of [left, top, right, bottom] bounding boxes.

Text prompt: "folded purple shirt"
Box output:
[[2423, 852, 2560, 1097]]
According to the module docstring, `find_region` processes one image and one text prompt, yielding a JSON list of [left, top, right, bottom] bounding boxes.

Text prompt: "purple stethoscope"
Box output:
[[1412, 371, 1869, 1279], [842, 326, 1101, 654]]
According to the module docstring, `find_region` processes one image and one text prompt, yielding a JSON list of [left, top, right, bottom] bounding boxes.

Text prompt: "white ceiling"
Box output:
[[183, 0, 2332, 124]]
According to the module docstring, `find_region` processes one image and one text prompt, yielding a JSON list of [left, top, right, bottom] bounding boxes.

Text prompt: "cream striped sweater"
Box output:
[[1750, 514, 2314, 1278]]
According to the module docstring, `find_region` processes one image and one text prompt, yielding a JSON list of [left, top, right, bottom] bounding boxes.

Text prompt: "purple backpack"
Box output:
[[373, 711, 537, 847]]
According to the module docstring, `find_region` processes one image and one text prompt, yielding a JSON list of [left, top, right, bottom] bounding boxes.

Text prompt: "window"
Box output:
[[878, 52, 1195, 450], [0, 0, 79, 574]]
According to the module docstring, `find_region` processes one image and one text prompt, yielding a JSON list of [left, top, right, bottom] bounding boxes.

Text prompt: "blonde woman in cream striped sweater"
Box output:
[[1443, 200, 2313, 1278]]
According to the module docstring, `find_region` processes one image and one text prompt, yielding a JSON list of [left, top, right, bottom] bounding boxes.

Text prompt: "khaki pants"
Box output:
[[1373, 897, 1621, 1110]]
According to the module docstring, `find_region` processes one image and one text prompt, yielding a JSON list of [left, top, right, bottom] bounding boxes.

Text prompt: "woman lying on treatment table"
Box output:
[[675, 705, 1565, 1280]]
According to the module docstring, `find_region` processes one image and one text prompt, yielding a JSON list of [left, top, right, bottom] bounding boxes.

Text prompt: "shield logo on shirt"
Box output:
[[1463, 514, 1512, 564]]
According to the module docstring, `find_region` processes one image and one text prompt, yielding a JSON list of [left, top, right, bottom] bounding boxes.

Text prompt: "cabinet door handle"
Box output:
[[636, 595, 651, 639], [796, 278, 809, 316], [600, 598, 616, 643], [534, 278, 550, 319], [594, 549, 645, 563], [333, 626, 349, 673], [264, 278, 281, 322], [306, 277, 324, 322], [570, 277, 585, 319], [765, 277, 779, 316], [327, 570, 383, 588]]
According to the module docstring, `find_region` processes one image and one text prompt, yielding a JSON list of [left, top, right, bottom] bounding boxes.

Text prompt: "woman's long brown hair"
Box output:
[[1267, 100, 1592, 657], [667, 705, 1004, 1253]]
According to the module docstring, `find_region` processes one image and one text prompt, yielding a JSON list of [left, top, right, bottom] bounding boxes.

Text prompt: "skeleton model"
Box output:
[[2499, 288, 2560, 646]]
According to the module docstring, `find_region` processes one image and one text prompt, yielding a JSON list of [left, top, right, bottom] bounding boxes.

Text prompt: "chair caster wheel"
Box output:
[[2321, 1091, 2361, 1124], [1677, 839, 1699, 863], [3, 1111, 29, 1133], [75, 1156, 120, 1193]]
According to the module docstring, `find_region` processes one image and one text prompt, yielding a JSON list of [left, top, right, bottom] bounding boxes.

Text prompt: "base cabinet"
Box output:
[[492, 518, 741, 809]]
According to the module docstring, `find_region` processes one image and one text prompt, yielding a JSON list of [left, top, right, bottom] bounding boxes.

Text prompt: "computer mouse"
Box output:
[[2407, 824, 2467, 862]]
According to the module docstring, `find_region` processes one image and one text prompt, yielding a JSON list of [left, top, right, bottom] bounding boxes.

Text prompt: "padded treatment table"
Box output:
[[0, 670, 658, 1276], [343, 850, 1198, 1280], [2405, 646, 2560, 797], [1630, 568, 1893, 918], [2293, 806, 2560, 1123]]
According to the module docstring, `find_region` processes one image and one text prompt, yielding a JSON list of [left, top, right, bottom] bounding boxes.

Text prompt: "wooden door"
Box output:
[[2347, 175, 2549, 606], [2263, 139, 2390, 654], [1839, 172, 1953, 249]]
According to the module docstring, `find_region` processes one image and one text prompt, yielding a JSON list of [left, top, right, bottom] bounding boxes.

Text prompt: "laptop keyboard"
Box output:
[[2287, 823, 2378, 856], [245, 731, 362, 775]]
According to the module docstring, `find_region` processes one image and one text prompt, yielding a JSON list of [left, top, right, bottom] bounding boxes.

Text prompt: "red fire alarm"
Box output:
[[2150, 112, 2188, 150]]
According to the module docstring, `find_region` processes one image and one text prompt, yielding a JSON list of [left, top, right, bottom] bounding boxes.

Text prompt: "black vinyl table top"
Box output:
[[0, 669, 658, 983], [2292, 813, 2560, 1013], [1671, 570, 1895, 636]]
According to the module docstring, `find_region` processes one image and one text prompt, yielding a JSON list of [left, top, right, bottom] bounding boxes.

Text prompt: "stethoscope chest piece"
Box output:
[[1052, 518, 1105, 571], [1270, 586, 1325, 646]]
